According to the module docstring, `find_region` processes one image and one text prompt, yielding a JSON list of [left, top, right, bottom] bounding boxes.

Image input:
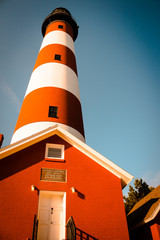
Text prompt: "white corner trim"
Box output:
[[144, 202, 160, 223]]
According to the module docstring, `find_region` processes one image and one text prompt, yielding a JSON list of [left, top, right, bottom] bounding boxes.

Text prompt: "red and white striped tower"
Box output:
[[11, 8, 85, 143]]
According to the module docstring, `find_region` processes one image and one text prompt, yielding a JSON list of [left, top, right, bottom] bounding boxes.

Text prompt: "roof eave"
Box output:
[[129, 202, 160, 230], [0, 125, 133, 188]]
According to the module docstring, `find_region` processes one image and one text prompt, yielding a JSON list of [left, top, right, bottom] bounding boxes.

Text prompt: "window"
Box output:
[[58, 25, 63, 29], [45, 144, 64, 159], [48, 106, 58, 118], [54, 54, 61, 61]]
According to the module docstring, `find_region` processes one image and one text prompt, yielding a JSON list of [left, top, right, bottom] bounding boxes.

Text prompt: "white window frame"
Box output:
[[45, 144, 64, 159]]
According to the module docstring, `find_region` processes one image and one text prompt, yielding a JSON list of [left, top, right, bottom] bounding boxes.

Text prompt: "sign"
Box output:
[[41, 168, 66, 182]]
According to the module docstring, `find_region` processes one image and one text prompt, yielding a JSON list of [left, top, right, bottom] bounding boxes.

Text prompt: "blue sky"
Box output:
[[0, 0, 160, 193]]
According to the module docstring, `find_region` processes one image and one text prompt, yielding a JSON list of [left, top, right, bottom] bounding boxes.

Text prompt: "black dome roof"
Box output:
[[42, 7, 79, 41]]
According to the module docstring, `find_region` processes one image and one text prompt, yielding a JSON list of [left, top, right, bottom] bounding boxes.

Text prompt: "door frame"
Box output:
[[37, 190, 66, 240]]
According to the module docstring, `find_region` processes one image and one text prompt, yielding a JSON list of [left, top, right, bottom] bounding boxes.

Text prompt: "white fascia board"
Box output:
[[56, 127, 133, 188], [0, 125, 133, 188], [0, 124, 59, 159]]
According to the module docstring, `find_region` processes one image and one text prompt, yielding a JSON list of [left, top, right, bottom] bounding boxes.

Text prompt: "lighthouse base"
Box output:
[[11, 122, 85, 144]]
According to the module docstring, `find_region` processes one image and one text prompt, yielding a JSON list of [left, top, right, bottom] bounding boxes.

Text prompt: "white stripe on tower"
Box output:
[[11, 8, 85, 144], [24, 63, 80, 101], [11, 122, 85, 143], [39, 30, 75, 53]]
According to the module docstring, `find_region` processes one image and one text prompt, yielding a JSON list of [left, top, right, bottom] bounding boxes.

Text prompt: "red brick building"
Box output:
[[0, 126, 133, 239]]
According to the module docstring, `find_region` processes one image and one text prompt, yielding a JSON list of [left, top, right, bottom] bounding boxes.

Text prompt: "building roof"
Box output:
[[0, 124, 133, 189], [127, 185, 160, 229]]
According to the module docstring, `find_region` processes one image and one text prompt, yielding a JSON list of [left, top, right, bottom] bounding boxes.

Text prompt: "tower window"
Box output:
[[45, 144, 64, 159], [58, 25, 63, 29], [48, 106, 58, 118], [54, 54, 61, 61]]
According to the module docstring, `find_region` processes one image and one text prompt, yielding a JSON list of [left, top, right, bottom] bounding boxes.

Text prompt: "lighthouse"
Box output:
[[0, 7, 133, 240], [11, 8, 85, 144]]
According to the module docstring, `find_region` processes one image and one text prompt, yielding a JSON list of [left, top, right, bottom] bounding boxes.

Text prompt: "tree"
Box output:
[[123, 178, 154, 214]]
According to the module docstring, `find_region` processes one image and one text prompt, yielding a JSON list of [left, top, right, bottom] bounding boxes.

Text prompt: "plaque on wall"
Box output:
[[41, 168, 66, 182]]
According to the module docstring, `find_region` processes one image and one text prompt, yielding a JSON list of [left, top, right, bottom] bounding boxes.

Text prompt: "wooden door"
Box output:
[[37, 191, 65, 240]]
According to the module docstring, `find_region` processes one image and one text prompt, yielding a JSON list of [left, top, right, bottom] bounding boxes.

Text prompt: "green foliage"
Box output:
[[123, 178, 154, 214]]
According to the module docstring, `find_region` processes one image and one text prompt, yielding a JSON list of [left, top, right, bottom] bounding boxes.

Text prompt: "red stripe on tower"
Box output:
[[11, 8, 85, 143]]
